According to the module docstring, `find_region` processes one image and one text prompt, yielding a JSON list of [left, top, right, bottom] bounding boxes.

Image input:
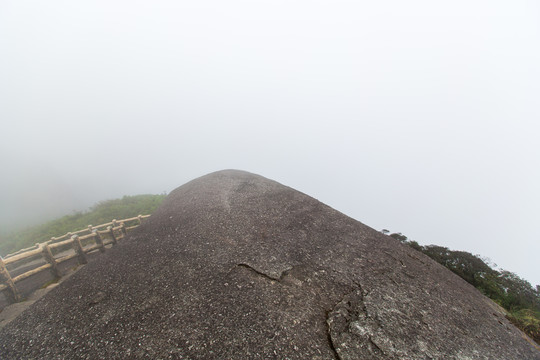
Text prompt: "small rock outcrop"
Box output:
[[0, 170, 538, 359]]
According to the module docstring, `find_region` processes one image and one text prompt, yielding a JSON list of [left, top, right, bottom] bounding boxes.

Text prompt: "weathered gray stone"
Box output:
[[0, 170, 538, 359]]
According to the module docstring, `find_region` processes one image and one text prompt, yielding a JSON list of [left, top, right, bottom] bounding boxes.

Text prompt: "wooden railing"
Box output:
[[0, 214, 150, 304]]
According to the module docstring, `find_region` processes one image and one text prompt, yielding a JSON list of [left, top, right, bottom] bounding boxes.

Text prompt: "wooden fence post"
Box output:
[[94, 230, 105, 253], [138, 215, 143, 225], [0, 257, 20, 303], [41, 243, 60, 278], [120, 222, 127, 236], [108, 226, 117, 245], [71, 235, 87, 264]]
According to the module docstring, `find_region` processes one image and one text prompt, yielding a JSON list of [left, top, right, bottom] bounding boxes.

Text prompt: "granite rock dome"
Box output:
[[1, 170, 538, 359]]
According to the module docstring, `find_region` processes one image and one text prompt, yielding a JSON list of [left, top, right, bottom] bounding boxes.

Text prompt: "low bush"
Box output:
[[507, 309, 540, 344], [0, 194, 166, 256], [387, 230, 540, 344]]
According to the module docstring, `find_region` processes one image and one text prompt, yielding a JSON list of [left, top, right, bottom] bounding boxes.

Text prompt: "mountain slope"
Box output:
[[0, 170, 538, 359]]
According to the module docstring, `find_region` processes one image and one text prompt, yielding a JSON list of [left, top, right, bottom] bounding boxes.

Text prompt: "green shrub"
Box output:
[[507, 309, 540, 344], [383, 228, 540, 344], [0, 194, 166, 256]]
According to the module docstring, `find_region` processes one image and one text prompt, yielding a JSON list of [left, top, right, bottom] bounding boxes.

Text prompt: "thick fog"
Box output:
[[1, 1, 539, 285]]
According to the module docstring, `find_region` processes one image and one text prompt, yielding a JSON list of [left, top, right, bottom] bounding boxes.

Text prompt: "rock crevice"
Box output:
[[235, 263, 293, 282], [327, 283, 388, 360]]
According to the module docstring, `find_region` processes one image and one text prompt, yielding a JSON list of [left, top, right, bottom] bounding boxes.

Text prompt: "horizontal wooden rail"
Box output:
[[56, 253, 78, 264], [83, 244, 102, 254], [118, 216, 138, 222], [4, 245, 40, 259], [79, 233, 95, 241], [48, 238, 73, 250], [4, 248, 43, 266], [0, 214, 150, 306], [12, 263, 52, 283]]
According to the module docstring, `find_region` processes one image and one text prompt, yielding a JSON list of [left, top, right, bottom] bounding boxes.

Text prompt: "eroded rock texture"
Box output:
[[0, 170, 538, 359]]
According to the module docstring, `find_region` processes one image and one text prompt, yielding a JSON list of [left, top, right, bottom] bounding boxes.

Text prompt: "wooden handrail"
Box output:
[[4, 244, 40, 259], [3, 248, 43, 266], [44, 215, 149, 245], [11, 264, 52, 283], [0, 214, 150, 305], [48, 238, 74, 250]]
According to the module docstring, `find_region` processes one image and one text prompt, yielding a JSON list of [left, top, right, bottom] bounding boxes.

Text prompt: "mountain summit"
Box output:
[[1, 170, 538, 359]]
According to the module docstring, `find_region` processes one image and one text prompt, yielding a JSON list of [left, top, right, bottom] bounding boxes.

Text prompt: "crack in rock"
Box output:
[[88, 291, 107, 307], [325, 310, 341, 360], [326, 283, 388, 360], [236, 263, 292, 282]]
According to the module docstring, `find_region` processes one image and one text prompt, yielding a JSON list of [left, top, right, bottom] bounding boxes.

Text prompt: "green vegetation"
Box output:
[[506, 309, 540, 344], [40, 277, 60, 289], [386, 231, 540, 344], [0, 194, 166, 256]]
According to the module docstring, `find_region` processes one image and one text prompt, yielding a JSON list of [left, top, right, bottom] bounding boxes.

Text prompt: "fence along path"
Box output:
[[0, 215, 150, 304]]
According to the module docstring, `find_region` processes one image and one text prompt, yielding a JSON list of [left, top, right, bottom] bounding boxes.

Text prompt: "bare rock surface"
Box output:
[[0, 170, 538, 359]]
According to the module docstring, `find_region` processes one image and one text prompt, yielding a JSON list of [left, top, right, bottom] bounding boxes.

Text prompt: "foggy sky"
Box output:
[[1, 1, 539, 286]]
